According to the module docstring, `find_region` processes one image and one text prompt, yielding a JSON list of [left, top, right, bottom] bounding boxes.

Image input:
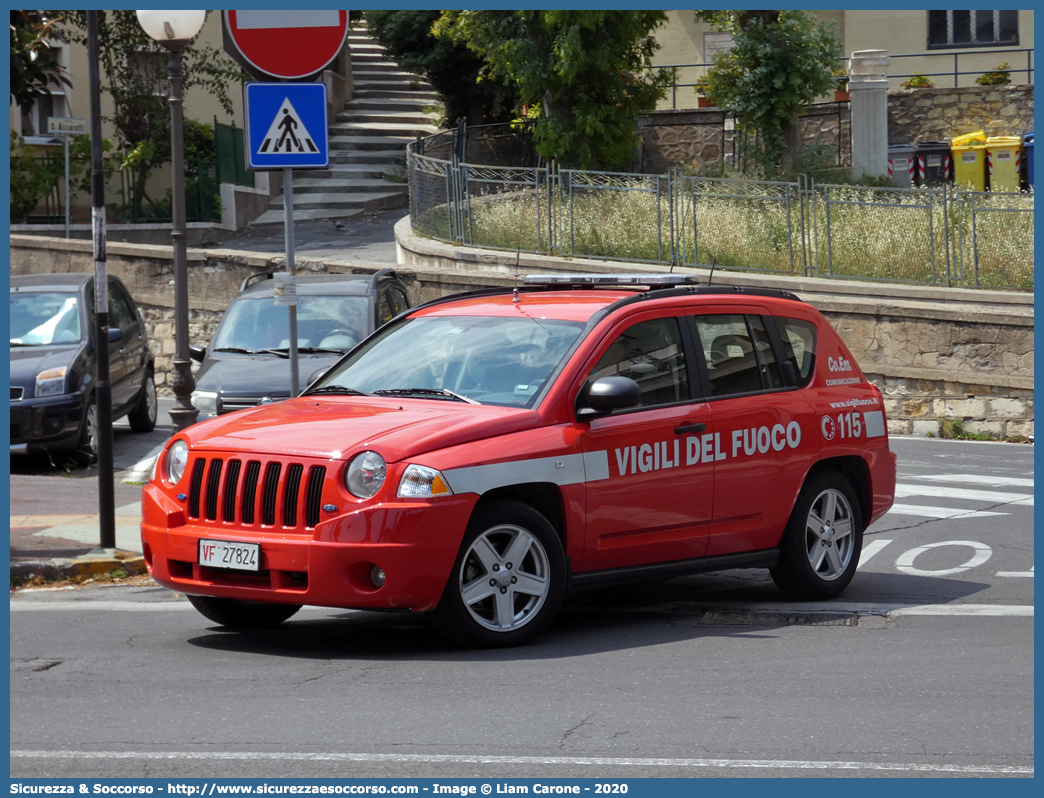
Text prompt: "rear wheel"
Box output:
[[128, 370, 157, 432], [770, 471, 863, 600], [186, 595, 301, 629], [431, 501, 565, 648]]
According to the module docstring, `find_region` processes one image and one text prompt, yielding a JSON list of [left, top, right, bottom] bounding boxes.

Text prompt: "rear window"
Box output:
[[772, 317, 817, 387]]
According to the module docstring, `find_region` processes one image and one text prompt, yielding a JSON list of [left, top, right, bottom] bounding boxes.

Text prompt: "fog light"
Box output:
[[370, 565, 386, 588]]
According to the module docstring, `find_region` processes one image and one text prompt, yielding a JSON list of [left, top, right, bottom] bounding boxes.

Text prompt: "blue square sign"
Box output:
[[245, 82, 329, 170]]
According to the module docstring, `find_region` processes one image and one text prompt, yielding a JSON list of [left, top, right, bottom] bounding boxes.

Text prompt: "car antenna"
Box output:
[[513, 176, 531, 303], [708, 257, 717, 286]]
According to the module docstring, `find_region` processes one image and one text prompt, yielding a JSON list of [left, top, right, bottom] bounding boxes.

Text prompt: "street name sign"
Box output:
[[244, 82, 329, 170], [222, 10, 349, 82], [47, 117, 88, 135]]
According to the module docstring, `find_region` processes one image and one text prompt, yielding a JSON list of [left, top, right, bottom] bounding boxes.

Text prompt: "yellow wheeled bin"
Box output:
[[986, 136, 1022, 192], [951, 131, 987, 191]]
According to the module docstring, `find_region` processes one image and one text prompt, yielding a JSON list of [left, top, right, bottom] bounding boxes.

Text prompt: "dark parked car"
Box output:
[[10, 273, 157, 458], [189, 269, 410, 419]]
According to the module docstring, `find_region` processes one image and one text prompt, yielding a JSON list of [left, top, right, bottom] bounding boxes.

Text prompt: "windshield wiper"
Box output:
[[295, 347, 344, 355], [372, 388, 479, 404], [305, 385, 371, 396], [212, 346, 290, 358]]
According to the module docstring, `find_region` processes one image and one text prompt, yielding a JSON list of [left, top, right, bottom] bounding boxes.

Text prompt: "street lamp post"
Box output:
[[136, 10, 206, 432]]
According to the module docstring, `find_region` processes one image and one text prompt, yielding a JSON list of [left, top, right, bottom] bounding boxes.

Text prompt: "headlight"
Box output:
[[166, 440, 190, 485], [35, 367, 67, 397], [191, 390, 219, 416], [345, 451, 386, 499], [398, 464, 453, 498]]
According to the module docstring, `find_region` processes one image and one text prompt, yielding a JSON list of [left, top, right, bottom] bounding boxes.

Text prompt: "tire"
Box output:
[[77, 397, 99, 463], [128, 370, 158, 432], [186, 595, 302, 630], [431, 500, 566, 648], [770, 470, 863, 600]]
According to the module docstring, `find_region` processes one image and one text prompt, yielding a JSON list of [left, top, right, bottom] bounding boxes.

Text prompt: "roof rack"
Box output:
[[522, 274, 700, 289]]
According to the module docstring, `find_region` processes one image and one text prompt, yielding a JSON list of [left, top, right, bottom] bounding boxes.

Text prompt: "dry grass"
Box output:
[[414, 176, 1033, 289]]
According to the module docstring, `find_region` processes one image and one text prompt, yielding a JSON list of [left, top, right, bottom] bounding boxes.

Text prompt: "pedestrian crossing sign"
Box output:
[[245, 82, 329, 170]]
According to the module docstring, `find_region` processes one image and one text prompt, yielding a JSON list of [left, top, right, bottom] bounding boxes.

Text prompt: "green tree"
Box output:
[[435, 10, 673, 170], [59, 11, 243, 219], [10, 10, 70, 109], [362, 10, 516, 125], [698, 10, 841, 175]]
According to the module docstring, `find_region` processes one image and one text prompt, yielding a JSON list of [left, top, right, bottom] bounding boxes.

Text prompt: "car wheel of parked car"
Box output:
[[77, 398, 99, 462], [128, 370, 158, 432], [186, 595, 302, 629], [770, 471, 863, 600], [431, 501, 566, 648]]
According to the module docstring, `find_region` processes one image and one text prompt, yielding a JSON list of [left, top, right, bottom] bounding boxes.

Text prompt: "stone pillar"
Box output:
[[849, 50, 890, 179]]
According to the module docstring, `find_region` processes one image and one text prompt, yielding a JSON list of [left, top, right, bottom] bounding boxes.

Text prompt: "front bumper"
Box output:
[[9, 392, 86, 453], [140, 482, 478, 613]]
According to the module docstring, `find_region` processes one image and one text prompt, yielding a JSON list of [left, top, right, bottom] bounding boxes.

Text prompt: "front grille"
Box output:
[[187, 453, 327, 531], [11, 387, 23, 401]]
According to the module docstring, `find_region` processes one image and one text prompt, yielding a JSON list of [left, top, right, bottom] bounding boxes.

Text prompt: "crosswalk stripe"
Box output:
[[895, 484, 1034, 504], [904, 473, 1034, 488], [886, 503, 1008, 519]]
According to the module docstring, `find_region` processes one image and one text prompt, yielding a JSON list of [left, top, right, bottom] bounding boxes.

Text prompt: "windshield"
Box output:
[[211, 295, 370, 353], [10, 291, 83, 346], [309, 315, 586, 408]]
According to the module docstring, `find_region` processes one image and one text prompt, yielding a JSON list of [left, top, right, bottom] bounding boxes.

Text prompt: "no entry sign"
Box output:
[[222, 10, 348, 81]]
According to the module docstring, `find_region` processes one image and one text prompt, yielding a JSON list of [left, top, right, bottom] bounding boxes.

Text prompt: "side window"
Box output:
[[389, 286, 410, 316], [748, 315, 783, 389], [588, 317, 689, 407], [377, 290, 397, 325], [772, 317, 817, 387], [695, 314, 762, 396], [108, 283, 136, 330]]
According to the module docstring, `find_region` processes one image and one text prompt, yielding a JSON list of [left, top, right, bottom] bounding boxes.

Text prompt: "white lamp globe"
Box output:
[[136, 10, 206, 43]]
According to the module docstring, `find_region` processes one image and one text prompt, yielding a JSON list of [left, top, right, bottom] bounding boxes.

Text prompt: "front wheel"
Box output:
[[770, 471, 863, 600], [186, 595, 301, 629], [431, 501, 566, 648], [76, 397, 99, 463]]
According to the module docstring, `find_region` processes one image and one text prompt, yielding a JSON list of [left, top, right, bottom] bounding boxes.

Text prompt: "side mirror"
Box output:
[[305, 367, 328, 389], [107, 328, 123, 343], [189, 345, 207, 363], [576, 376, 641, 419]]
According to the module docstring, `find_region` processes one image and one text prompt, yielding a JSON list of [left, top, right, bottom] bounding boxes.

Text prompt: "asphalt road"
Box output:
[[8, 437, 1034, 779]]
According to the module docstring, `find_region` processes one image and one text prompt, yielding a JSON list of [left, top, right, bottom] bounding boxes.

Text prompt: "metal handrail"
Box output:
[[653, 47, 1034, 109]]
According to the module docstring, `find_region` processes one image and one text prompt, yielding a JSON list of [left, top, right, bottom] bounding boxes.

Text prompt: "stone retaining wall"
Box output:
[[638, 85, 1033, 173], [10, 229, 1034, 439]]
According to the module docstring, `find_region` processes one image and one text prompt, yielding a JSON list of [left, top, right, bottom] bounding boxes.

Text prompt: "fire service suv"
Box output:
[[142, 275, 896, 647]]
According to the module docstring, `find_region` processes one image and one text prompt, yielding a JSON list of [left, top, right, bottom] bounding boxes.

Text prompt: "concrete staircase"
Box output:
[[252, 23, 440, 225]]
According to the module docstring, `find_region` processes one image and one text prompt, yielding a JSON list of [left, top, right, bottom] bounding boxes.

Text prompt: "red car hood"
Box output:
[[181, 396, 541, 463]]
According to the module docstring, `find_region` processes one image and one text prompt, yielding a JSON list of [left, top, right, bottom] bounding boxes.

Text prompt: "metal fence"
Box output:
[[408, 131, 1033, 290]]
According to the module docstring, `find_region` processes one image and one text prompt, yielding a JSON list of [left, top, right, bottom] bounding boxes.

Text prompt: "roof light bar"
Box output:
[[523, 274, 700, 288]]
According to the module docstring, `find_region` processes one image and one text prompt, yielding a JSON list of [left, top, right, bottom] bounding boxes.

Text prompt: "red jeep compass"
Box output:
[[141, 275, 896, 647]]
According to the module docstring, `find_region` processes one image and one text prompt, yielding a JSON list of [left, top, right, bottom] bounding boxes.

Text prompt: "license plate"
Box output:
[[199, 539, 260, 572]]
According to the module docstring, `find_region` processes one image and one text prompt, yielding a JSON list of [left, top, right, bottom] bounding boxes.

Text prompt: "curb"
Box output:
[[10, 552, 148, 584]]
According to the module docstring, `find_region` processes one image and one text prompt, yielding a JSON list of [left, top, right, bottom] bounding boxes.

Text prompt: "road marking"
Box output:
[[886, 503, 1007, 519], [997, 566, 1034, 578], [857, 538, 892, 568], [7, 749, 1033, 775], [905, 473, 1034, 488], [10, 599, 1032, 617], [894, 484, 1033, 505], [895, 540, 992, 577]]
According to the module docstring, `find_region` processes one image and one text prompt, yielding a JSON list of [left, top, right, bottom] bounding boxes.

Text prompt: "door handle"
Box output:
[[674, 422, 706, 435]]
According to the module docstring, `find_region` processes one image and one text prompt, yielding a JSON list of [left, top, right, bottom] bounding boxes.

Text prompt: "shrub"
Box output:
[[901, 73, 935, 89], [976, 62, 1012, 86]]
